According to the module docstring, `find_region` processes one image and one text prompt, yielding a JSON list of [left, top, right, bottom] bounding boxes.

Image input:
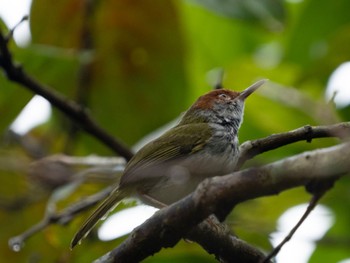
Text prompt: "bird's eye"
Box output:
[[218, 93, 229, 99]]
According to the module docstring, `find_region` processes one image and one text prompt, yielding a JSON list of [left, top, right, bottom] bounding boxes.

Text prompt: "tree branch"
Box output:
[[0, 29, 133, 160], [238, 122, 350, 167], [186, 216, 269, 263], [8, 186, 113, 251], [96, 142, 350, 262]]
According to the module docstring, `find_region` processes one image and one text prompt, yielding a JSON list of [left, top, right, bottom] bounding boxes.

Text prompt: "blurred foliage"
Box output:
[[0, 0, 350, 262]]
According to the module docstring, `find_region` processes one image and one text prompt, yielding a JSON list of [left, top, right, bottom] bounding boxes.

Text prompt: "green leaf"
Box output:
[[285, 0, 350, 68], [29, 0, 188, 152], [188, 0, 285, 30]]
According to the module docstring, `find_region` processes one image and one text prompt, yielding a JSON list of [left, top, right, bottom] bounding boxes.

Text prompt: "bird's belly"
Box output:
[[138, 149, 238, 206]]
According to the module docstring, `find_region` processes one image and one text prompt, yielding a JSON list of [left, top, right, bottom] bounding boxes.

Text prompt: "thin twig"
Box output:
[[36, 154, 125, 167], [5, 15, 29, 43], [0, 29, 133, 160], [238, 122, 350, 168], [8, 186, 113, 251], [260, 192, 325, 263]]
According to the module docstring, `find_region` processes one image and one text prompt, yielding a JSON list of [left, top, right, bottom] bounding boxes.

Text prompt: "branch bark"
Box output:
[[96, 142, 350, 262], [186, 216, 268, 263], [238, 122, 350, 167]]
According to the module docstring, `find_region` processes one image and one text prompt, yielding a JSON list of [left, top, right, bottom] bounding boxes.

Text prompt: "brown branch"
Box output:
[[187, 216, 269, 263], [0, 29, 133, 160], [237, 122, 350, 168], [95, 142, 350, 262], [96, 216, 269, 263]]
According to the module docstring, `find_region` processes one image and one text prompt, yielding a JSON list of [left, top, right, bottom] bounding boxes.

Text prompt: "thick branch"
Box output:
[[0, 29, 133, 160], [97, 142, 350, 262], [187, 216, 268, 263]]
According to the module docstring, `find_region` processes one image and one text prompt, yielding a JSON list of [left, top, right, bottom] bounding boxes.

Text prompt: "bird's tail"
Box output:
[[70, 188, 129, 249]]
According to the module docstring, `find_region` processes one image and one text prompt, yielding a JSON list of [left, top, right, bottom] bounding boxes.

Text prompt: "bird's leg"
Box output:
[[139, 193, 168, 208]]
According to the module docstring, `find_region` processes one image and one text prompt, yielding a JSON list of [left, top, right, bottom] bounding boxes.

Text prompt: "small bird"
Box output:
[[70, 79, 266, 248]]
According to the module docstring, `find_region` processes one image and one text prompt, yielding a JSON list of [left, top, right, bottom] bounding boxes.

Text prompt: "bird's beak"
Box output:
[[237, 79, 267, 101]]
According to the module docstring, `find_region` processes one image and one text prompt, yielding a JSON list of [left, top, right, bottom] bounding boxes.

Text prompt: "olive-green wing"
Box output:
[[120, 123, 212, 184], [70, 124, 212, 249]]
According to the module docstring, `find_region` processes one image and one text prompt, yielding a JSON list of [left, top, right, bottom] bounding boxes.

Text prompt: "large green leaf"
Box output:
[[30, 0, 188, 152]]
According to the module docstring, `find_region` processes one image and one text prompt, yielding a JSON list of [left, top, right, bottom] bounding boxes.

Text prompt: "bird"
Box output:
[[70, 79, 266, 248]]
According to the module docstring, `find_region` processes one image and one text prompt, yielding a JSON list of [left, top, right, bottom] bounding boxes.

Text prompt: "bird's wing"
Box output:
[[120, 123, 212, 186], [71, 123, 212, 248]]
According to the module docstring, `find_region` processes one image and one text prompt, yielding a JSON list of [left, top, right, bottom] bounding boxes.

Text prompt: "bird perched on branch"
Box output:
[[71, 79, 267, 248]]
